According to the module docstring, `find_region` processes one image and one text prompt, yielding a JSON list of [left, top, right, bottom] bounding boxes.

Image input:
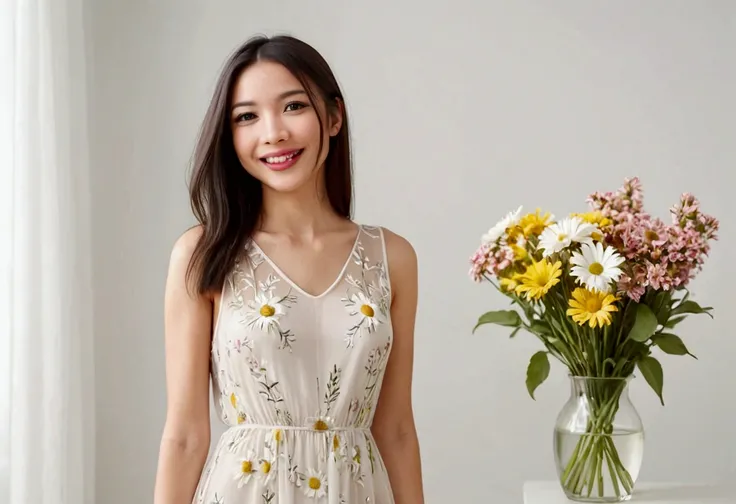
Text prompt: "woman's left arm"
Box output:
[[371, 228, 425, 504]]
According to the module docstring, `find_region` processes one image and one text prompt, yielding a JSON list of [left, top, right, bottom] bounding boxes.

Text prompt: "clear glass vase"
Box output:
[[553, 376, 644, 502]]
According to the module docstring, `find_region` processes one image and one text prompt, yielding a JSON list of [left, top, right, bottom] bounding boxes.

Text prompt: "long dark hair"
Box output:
[[186, 34, 353, 295]]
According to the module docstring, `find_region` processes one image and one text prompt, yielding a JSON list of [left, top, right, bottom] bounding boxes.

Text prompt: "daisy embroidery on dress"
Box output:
[[303, 469, 327, 499], [245, 292, 287, 332], [233, 450, 257, 488], [309, 414, 333, 432], [243, 290, 297, 351], [258, 447, 276, 487], [341, 231, 391, 348], [342, 291, 385, 348], [330, 432, 348, 464]]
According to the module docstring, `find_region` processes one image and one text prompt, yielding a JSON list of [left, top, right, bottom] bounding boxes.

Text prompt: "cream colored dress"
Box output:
[[193, 224, 395, 504]]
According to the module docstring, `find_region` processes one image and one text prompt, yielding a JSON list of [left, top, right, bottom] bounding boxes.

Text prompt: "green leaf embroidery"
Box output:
[[628, 303, 658, 342], [526, 351, 550, 400], [637, 355, 664, 405], [472, 310, 521, 333]]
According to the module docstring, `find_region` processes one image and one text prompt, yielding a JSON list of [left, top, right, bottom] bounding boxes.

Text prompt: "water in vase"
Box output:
[[554, 428, 644, 502]]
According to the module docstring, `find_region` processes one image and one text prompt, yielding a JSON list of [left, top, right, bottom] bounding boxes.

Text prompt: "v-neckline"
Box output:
[[248, 224, 363, 299]]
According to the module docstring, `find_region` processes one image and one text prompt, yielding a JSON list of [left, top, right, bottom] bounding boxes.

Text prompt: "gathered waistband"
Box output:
[[228, 423, 371, 433]]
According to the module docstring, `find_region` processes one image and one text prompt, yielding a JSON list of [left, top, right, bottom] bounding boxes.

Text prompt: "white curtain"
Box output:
[[0, 0, 96, 503]]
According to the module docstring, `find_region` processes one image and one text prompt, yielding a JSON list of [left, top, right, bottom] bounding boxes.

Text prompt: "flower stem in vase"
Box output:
[[555, 378, 641, 502]]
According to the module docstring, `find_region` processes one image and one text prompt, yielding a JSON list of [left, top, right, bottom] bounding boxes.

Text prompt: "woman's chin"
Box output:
[[261, 171, 315, 195]]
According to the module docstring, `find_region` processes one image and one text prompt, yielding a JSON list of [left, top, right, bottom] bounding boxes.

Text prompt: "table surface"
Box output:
[[523, 480, 736, 503]]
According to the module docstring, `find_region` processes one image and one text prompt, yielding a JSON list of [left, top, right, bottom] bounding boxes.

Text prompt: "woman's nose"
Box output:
[[262, 115, 289, 145]]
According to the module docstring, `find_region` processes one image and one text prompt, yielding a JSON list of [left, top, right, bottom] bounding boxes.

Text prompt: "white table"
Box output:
[[523, 480, 736, 503]]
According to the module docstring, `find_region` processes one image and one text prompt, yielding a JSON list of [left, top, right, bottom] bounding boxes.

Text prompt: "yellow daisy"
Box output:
[[518, 209, 555, 237], [510, 243, 528, 260], [572, 211, 612, 229], [514, 259, 562, 300], [503, 226, 529, 261], [499, 275, 520, 292], [566, 287, 619, 328]]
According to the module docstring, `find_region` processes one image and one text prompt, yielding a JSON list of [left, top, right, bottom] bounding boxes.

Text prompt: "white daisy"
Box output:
[[244, 292, 286, 332], [481, 205, 523, 244], [330, 433, 348, 463], [257, 448, 276, 486], [303, 468, 327, 499], [265, 427, 284, 447], [345, 292, 383, 331], [308, 415, 333, 432], [570, 242, 625, 292], [233, 450, 257, 488], [539, 216, 597, 257]]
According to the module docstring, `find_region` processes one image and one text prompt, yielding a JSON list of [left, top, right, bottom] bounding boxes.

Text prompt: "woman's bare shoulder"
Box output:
[[380, 226, 417, 270], [170, 225, 204, 259]]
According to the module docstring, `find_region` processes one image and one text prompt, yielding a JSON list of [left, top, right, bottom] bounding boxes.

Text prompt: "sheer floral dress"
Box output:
[[193, 225, 395, 504]]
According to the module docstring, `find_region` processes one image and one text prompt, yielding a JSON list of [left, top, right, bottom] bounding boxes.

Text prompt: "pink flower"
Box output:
[[617, 265, 647, 302], [646, 262, 670, 291], [586, 179, 719, 299], [587, 176, 644, 222], [469, 243, 515, 282]]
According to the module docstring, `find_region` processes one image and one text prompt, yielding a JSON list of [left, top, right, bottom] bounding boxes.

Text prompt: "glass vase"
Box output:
[[553, 376, 644, 502]]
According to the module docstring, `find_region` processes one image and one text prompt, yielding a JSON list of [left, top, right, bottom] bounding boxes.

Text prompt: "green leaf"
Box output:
[[664, 315, 687, 328], [472, 310, 521, 333], [637, 355, 665, 406], [526, 351, 550, 400], [613, 357, 632, 376], [628, 303, 658, 342], [650, 291, 671, 325], [652, 333, 697, 359], [529, 320, 552, 336], [671, 300, 714, 319], [509, 326, 522, 338]]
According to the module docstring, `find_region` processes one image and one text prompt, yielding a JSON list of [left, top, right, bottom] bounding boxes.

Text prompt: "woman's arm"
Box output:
[[153, 226, 213, 504], [371, 228, 425, 504]]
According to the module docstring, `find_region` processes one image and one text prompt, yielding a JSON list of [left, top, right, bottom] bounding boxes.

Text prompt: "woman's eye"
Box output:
[[285, 102, 307, 112], [235, 112, 256, 122]]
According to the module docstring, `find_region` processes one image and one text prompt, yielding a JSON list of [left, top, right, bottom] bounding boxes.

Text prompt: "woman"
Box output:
[[153, 34, 425, 504]]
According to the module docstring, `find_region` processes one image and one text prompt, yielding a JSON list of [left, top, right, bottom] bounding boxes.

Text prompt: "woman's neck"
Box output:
[[258, 182, 344, 236]]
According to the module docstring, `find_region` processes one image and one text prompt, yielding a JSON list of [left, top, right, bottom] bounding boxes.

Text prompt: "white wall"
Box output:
[[87, 1, 736, 503]]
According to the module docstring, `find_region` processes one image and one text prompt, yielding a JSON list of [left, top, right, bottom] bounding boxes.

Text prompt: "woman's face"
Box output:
[[229, 61, 342, 195]]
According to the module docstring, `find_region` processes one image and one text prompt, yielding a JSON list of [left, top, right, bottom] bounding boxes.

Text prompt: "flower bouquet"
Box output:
[[469, 177, 719, 502]]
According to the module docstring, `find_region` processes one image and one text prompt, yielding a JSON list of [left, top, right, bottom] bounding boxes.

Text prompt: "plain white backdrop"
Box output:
[[85, 1, 735, 503]]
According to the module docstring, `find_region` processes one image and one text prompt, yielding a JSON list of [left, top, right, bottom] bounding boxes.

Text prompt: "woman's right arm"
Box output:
[[154, 227, 213, 504]]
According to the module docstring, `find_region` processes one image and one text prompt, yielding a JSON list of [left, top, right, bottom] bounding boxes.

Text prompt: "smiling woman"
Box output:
[[228, 62, 343, 196], [153, 35, 425, 504], [185, 37, 352, 296]]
